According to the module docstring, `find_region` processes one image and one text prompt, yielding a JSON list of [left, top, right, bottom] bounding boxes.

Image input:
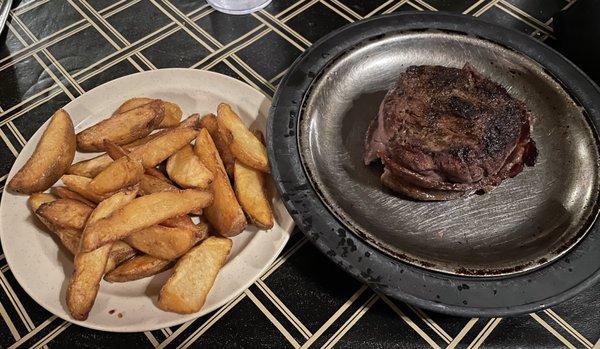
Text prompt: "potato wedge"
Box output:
[[160, 215, 197, 231], [8, 109, 76, 193], [87, 156, 143, 195], [80, 189, 213, 252], [139, 174, 178, 195], [116, 98, 182, 129], [76, 100, 165, 152], [68, 153, 113, 178], [105, 241, 137, 273], [61, 175, 112, 203], [105, 255, 172, 283], [216, 103, 269, 173], [194, 129, 246, 237], [67, 188, 138, 320], [28, 193, 57, 212], [28, 193, 81, 254], [126, 225, 198, 260], [166, 145, 213, 189], [128, 127, 198, 169], [52, 186, 96, 207], [104, 140, 169, 181], [36, 199, 93, 230], [158, 236, 232, 314], [234, 161, 274, 229], [199, 113, 235, 176]]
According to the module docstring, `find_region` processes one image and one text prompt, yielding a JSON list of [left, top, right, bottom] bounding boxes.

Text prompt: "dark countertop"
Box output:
[[0, 0, 598, 348]]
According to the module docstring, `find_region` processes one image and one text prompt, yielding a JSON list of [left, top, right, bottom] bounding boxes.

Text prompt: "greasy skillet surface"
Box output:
[[267, 12, 600, 316]]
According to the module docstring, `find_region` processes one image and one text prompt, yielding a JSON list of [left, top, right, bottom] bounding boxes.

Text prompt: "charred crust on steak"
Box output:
[[364, 64, 537, 201]]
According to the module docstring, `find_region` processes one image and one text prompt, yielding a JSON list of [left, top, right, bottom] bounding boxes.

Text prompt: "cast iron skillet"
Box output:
[[267, 12, 600, 317]]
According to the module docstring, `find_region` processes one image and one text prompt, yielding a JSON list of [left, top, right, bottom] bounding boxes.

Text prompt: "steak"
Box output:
[[364, 64, 537, 201]]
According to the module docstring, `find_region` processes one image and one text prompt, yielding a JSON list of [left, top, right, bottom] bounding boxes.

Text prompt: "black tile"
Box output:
[[142, 29, 211, 68], [0, 128, 16, 178], [106, 0, 172, 43], [286, 2, 350, 43], [505, 0, 567, 22], [86, 0, 119, 12], [207, 60, 244, 80], [188, 297, 294, 348], [48, 324, 154, 348], [547, 281, 600, 343], [337, 0, 389, 16], [236, 31, 301, 80], [80, 59, 139, 91], [264, 0, 299, 16], [195, 10, 261, 45], [2, 269, 52, 327], [390, 3, 423, 13], [333, 298, 433, 348], [479, 6, 536, 35], [0, 313, 16, 349], [170, 0, 208, 15], [483, 315, 570, 348], [0, 56, 55, 110], [1, 28, 25, 60], [263, 242, 362, 333], [18, 1, 83, 40], [424, 0, 481, 13], [12, 92, 71, 140], [47, 27, 116, 76]]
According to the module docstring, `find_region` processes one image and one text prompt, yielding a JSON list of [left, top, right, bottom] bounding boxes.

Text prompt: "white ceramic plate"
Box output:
[[0, 69, 294, 332]]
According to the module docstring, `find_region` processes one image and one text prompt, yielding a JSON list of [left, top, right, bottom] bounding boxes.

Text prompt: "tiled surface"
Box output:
[[1, 0, 598, 348]]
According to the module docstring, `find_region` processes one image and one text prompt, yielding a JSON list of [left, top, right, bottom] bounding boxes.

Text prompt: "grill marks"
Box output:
[[364, 64, 537, 201]]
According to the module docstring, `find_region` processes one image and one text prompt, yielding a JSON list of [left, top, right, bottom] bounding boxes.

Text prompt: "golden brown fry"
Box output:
[[80, 189, 213, 252], [115, 98, 182, 129], [8, 109, 76, 194], [160, 215, 197, 231], [104, 140, 169, 181], [67, 188, 138, 320], [194, 129, 246, 237], [195, 221, 209, 241], [125, 225, 198, 260], [139, 174, 178, 195], [28, 193, 57, 212], [52, 186, 96, 207], [76, 100, 165, 152], [36, 199, 93, 230], [28, 193, 81, 254], [105, 241, 137, 273], [61, 175, 112, 203], [199, 113, 235, 176], [234, 161, 274, 229], [87, 156, 143, 195], [128, 127, 198, 169], [158, 236, 232, 314], [68, 154, 113, 178], [216, 103, 269, 173], [166, 145, 213, 189], [104, 255, 172, 282]]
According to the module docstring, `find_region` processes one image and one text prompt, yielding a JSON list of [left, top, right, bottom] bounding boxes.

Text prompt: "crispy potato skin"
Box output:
[[80, 189, 213, 252], [61, 175, 113, 203], [199, 114, 235, 177], [139, 174, 178, 195], [88, 156, 144, 195], [8, 109, 76, 194], [52, 186, 96, 207], [216, 103, 270, 173], [36, 199, 94, 230], [105, 241, 137, 273], [67, 188, 138, 320], [126, 225, 197, 260], [76, 100, 165, 151], [116, 98, 182, 128], [234, 161, 274, 229], [105, 255, 172, 283], [166, 145, 213, 189], [128, 127, 198, 169], [194, 129, 247, 237], [68, 153, 113, 178], [158, 236, 232, 314]]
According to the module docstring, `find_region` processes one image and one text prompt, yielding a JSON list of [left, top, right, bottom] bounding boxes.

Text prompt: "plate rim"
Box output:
[[1, 68, 294, 332], [267, 12, 600, 317]]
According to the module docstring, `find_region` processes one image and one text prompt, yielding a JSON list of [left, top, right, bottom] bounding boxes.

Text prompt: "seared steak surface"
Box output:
[[364, 64, 537, 200]]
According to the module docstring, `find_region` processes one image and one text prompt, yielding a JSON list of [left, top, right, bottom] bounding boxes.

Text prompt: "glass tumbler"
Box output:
[[207, 0, 272, 15]]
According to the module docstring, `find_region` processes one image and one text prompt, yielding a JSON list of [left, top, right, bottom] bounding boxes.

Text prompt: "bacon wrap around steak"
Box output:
[[364, 64, 537, 201]]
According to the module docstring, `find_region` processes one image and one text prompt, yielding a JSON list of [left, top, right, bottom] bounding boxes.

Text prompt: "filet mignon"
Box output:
[[364, 64, 537, 201]]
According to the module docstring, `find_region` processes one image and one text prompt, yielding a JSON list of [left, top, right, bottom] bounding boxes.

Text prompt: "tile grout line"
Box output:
[[544, 309, 594, 348], [321, 293, 379, 349], [30, 321, 70, 349], [406, 304, 452, 343], [7, 315, 58, 349], [466, 318, 501, 349], [446, 318, 479, 349], [317, 0, 356, 23], [530, 313, 577, 349], [0, 300, 21, 341]]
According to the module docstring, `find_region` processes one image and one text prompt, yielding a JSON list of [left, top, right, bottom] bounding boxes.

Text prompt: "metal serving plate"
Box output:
[[298, 31, 600, 276], [269, 12, 600, 316]]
